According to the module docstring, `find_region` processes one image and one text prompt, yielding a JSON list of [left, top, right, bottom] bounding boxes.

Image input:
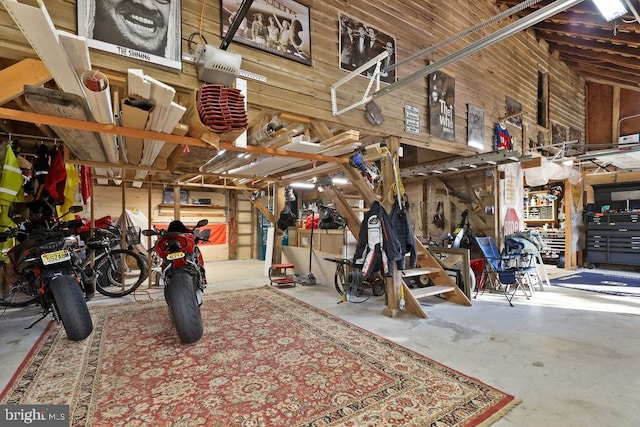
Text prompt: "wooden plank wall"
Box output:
[[0, 0, 585, 157], [92, 186, 229, 260]]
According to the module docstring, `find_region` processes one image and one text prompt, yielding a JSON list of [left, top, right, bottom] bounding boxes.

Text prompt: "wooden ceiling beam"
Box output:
[[309, 120, 334, 141], [68, 158, 282, 182], [320, 129, 360, 148], [0, 107, 350, 164], [535, 22, 640, 46], [0, 58, 51, 105], [547, 41, 640, 70]]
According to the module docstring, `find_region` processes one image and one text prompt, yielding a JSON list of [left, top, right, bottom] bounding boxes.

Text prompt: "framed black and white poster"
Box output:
[[551, 121, 568, 145], [467, 104, 484, 149], [505, 96, 523, 129], [221, 0, 311, 66], [339, 13, 397, 83], [77, 0, 182, 71], [428, 70, 455, 141]]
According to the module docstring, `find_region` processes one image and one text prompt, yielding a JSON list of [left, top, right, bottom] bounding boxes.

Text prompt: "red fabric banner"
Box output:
[[154, 223, 227, 245]]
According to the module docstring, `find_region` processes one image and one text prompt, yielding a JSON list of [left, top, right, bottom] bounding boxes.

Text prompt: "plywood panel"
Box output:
[[586, 82, 613, 145]]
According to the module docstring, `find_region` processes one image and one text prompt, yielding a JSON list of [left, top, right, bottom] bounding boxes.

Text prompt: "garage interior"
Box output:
[[0, 0, 639, 426]]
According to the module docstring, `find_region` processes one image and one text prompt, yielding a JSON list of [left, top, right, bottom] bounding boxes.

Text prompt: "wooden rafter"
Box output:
[[0, 107, 351, 164]]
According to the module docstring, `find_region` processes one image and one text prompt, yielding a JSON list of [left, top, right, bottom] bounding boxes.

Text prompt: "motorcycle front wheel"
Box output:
[[164, 271, 203, 344], [49, 275, 93, 341]]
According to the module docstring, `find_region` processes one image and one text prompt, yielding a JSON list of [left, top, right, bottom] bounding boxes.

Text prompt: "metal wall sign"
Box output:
[[404, 104, 420, 135]]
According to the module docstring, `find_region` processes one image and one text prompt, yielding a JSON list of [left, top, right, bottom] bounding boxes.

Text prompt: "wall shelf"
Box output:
[[524, 191, 557, 224], [158, 204, 226, 209]]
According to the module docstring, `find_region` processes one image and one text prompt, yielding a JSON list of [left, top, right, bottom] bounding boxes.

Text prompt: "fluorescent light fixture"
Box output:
[[467, 164, 478, 168], [242, 153, 251, 159], [417, 172, 428, 176], [237, 153, 245, 158], [432, 170, 443, 174], [289, 182, 316, 189], [447, 167, 459, 171], [228, 162, 254, 174], [507, 156, 520, 161], [486, 160, 497, 165], [592, 0, 627, 21], [332, 177, 349, 185]]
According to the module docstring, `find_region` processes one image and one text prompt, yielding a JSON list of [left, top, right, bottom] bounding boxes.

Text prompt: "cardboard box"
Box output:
[[619, 134, 640, 144]]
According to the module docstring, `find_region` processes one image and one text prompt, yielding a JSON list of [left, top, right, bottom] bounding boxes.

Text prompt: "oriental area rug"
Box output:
[[1, 287, 519, 426]]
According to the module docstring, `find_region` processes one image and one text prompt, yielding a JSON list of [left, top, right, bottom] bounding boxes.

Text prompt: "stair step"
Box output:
[[407, 285, 456, 299], [402, 267, 440, 277]]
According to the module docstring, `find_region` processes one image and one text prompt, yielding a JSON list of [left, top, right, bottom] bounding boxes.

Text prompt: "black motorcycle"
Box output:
[[1, 204, 93, 341]]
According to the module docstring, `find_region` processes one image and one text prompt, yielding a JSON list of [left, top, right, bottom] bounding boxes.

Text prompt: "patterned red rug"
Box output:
[[1, 287, 519, 426]]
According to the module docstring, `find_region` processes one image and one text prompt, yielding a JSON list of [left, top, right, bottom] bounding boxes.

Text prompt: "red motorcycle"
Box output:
[[142, 219, 208, 344]]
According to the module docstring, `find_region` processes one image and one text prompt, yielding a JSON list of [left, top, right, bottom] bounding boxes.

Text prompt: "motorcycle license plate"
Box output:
[[41, 250, 71, 265], [166, 251, 185, 261]]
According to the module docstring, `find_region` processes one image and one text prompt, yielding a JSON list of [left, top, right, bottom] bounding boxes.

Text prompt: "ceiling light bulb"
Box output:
[[592, 0, 627, 21]]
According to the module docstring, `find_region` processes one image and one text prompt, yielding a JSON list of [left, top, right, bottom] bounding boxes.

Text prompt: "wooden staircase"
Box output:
[[324, 166, 471, 319]]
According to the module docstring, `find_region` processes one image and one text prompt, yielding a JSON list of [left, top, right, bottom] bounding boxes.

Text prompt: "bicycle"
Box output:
[[0, 261, 38, 307], [324, 257, 385, 303], [81, 226, 148, 298]]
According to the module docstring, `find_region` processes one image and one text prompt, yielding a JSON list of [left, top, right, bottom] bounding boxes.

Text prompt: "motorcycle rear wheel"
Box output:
[[164, 271, 203, 344], [49, 275, 93, 341]]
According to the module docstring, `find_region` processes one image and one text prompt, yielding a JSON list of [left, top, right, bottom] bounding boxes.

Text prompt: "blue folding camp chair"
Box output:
[[475, 236, 537, 306]]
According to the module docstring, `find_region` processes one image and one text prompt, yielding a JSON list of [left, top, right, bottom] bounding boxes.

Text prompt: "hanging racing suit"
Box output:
[[390, 197, 417, 270], [354, 201, 402, 278]]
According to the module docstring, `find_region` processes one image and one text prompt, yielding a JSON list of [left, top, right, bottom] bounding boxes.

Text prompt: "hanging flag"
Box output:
[[80, 165, 92, 204], [59, 163, 81, 219]]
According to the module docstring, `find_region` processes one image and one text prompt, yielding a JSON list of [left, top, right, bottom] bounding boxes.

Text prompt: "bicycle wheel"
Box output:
[[0, 281, 39, 307], [95, 249, 147, 297], [335, 265, 371, 303], [334, 263, 347, 296]]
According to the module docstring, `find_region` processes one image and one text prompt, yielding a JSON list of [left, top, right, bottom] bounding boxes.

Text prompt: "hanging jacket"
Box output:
[[42, 146, 66, 203], [495, 123, 512, 150], [390, 198, 417, 270], [0, 145, 24, 206], [354, 201, 402, 277]]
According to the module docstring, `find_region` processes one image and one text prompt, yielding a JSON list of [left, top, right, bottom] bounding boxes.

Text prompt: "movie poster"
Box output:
[[429, 71, 455, 141]]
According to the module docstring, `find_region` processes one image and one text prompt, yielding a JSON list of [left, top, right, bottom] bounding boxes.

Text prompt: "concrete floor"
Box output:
[[1, 260, 639, 426]]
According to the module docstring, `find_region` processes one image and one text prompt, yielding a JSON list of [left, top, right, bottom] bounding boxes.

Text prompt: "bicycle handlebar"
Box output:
[[323, 257, 353, 266]]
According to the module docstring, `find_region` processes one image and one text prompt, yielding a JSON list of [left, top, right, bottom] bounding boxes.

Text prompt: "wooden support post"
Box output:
[[173, 186, 181, 220], [228, 190, 238, 260], [147, 178, 153, 288], [273, 185, 284, 265], [121, 181, 126, 249], [382, 269, 401, 318]]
